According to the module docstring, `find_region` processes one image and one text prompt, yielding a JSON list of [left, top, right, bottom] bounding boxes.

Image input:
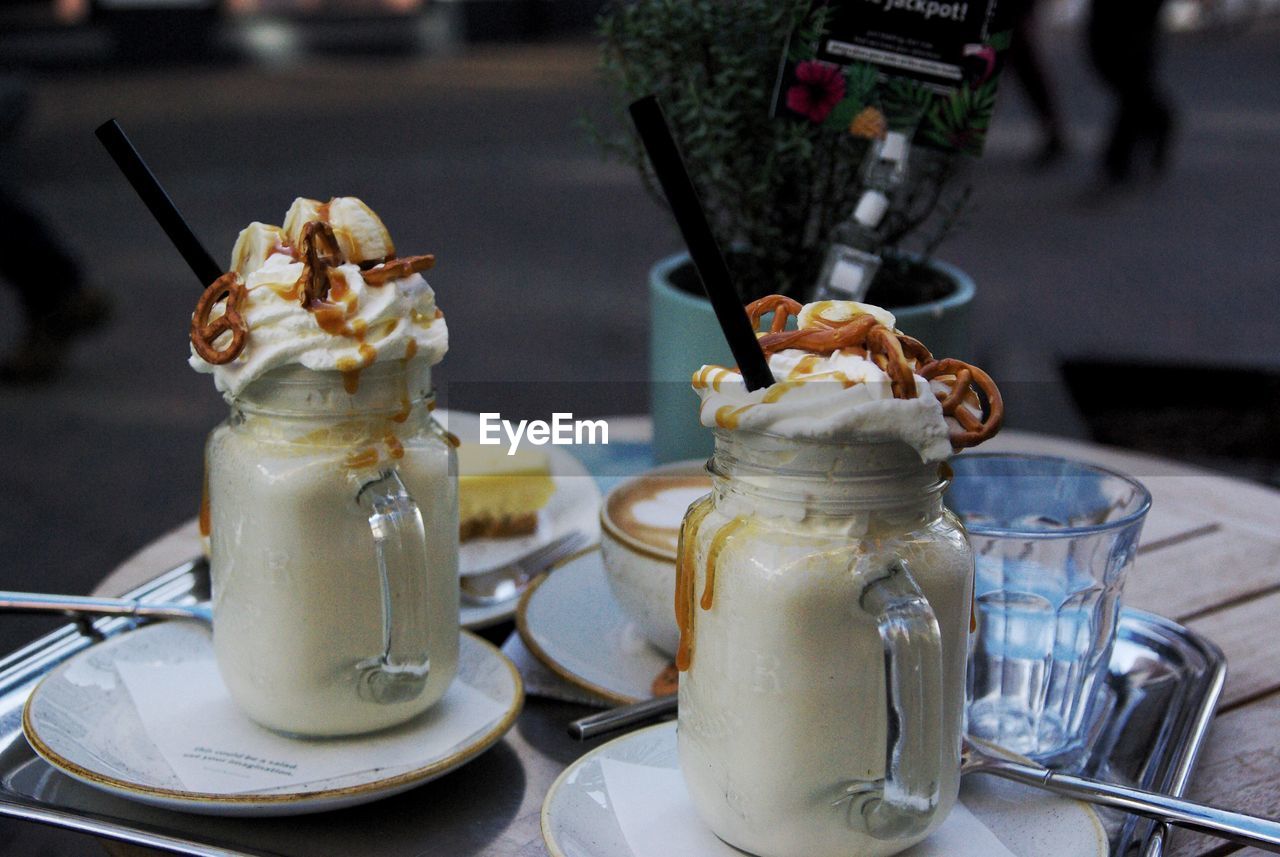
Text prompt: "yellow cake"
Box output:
[[457, 443, 555, 541]]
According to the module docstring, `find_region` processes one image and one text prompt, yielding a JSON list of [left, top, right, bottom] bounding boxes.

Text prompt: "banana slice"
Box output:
[[798, 300, 896, 331], [282, 197, 325, 249], [327, 197, 395, 264], [230, 222, 286, 278]]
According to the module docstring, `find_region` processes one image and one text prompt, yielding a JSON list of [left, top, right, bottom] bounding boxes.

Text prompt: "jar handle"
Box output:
[[846, 557, 944, 839], [354, 469, 431, 704]]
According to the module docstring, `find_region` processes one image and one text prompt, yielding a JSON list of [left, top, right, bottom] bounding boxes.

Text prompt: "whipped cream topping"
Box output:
[[692, 301, 955, 462], [189, 198, 447, 397]]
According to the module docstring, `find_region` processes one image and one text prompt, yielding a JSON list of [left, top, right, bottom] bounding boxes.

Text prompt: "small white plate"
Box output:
[[23, 623, 523, 816], [436, 410, 602, 578], [542, 722, 1109, 857], [518, 549, 669, 703]]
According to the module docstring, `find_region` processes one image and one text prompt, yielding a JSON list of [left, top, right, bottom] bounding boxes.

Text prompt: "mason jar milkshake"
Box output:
[[677, 296, 1003, 857], [190, 197, 458, 736]]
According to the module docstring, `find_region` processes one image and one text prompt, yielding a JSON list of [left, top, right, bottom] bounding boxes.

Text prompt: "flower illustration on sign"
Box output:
[[785, 60, 847, 124]]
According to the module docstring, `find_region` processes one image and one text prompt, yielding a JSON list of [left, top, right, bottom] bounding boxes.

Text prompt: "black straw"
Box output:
[[95, 119, 222, 288], [627, 96, 774, 392]]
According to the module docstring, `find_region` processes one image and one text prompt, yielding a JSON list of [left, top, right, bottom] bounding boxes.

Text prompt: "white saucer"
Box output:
[[517, 548, 669, 703], [436, 409, 602, 578], [23, 623, 523, 816], [461, 592, 528, 630], [542, 722, 1109, 857]]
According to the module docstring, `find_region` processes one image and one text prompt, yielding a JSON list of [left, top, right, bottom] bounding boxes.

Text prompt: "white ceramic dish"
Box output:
[[435, 409, 601, 578], [542, 722, 1109, 857], [599, 460, 709, 657], [518, 549, 669, 704], [23, 623, 523, 816]]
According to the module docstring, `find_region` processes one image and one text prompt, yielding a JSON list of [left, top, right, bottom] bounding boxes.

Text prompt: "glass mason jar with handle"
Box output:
[[676, 429, 973, 857], [204, 358, 459, 737]]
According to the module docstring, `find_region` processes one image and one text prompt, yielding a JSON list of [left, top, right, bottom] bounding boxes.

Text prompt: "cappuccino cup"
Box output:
[[600, 462, 711, 656]]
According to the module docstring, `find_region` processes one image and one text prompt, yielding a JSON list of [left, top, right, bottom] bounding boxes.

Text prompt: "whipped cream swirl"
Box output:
[[692, 301, 954, 462], [189, 198, 447, 397]]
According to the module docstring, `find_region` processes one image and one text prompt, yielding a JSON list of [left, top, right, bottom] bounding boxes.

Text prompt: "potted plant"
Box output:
[[589, 0, 982, 462]]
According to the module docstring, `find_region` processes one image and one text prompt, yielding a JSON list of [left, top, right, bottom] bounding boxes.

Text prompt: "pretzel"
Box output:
[[919, 358, 1004, 449], [740, 294, 1003, 448], [866, 324, 917, 399], [747, 294, 804, 332], [746, 296, 917, 398], [190, 272, 248, 365], [360, 254, 436, 286], [296, 220, 345, 306]]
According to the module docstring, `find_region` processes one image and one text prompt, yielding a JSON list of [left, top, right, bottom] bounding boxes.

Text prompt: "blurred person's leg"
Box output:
[[0, 186, 112, 383], [1087, 0, 1173, 184], [1008, 0, 1066, 167], [0, 76, 111, 383]]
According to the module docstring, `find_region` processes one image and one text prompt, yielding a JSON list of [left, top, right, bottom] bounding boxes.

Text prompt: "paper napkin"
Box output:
[[600, 759, 1018, 857], [117, 657, 508, 794]]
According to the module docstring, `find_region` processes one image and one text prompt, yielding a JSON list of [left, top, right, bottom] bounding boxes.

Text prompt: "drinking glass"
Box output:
[[947, 453, 1151, 766]]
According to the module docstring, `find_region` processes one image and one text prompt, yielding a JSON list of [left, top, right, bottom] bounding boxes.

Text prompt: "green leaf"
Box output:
[[987, 30, 1012, 52], [824, 96, 864, 131], [588, 0, 966, 298]]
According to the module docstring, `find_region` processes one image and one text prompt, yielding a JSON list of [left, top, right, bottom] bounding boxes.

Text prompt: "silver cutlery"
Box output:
[[0, 530, 593, 625], [460, 530, 591, 606], [568, 695, 1280, 853], [0, 591, 212, 625]]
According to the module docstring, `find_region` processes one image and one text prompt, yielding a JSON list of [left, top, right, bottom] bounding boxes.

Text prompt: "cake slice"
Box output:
[[457, 443, 555, 541]]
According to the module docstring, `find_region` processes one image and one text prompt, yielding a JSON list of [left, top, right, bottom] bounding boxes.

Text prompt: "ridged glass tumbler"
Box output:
[[948, 454, 1151, 766]]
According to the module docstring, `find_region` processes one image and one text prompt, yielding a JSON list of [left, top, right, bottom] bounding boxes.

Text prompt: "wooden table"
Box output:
[[95, 427, 1280, 857]]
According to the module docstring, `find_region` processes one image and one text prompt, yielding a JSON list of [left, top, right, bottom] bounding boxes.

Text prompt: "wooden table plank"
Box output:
[[1166, 692, 1280, 857], [1185, 591, 1280, 710], [1124, 526, 1280, 621], [95, 519, 199, 597], [988, 433, 1280, 526]]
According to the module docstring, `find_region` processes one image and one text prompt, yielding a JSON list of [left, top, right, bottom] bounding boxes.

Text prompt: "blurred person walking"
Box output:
[[1087, 0, 1176, 185], [0, 76, 112, 384], [1008, 0, 1067, 168]]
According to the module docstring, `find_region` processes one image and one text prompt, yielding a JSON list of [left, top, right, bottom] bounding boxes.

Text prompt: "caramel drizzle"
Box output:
[[714, 403, 753, 430], [384, 433, 405, 460], [343, 433, 405, 470], [345, 447, 380, 469], [692, 365, 734, 392], [741, 294, 1004, 450], [700, 517, 747, 611], [674, 496, 714, 672], [198, 456, 211, 538]]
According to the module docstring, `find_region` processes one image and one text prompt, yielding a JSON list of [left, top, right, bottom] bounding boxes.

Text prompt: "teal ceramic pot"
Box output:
[[648, 252, 976, 464], [886, 256, 976, 364]]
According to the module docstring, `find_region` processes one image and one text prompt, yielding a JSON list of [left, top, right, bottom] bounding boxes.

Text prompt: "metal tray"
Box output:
[[0, 560, 1226, 857], [1084, 608, 1226, 857]]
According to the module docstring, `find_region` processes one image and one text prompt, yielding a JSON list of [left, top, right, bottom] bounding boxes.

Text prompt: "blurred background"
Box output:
[[0, 0, 1277, 850]]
